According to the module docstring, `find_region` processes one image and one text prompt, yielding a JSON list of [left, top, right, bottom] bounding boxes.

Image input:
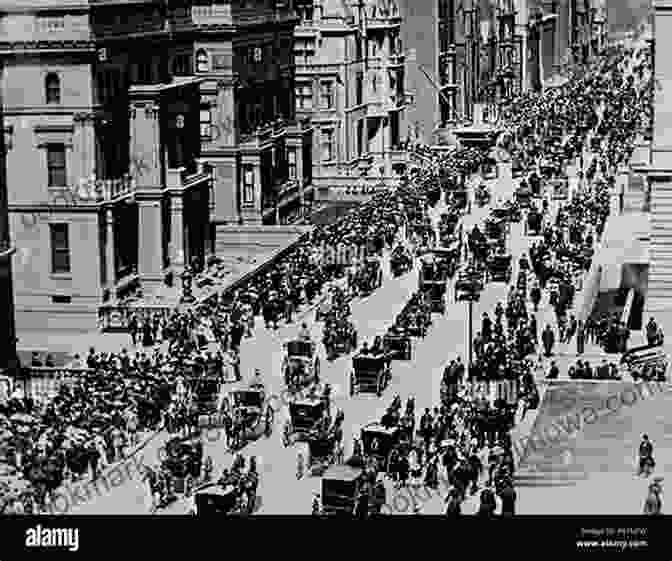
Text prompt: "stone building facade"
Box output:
[[0, 0, 308, 330], [293, 0, 408, 196]]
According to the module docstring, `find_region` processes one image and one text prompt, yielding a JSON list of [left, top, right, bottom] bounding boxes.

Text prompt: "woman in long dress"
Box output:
[[643, 481, 663, 515]]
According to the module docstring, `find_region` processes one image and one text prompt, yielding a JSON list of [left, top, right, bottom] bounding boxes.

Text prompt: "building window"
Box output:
[[357, 119, 364, 156], [321, 129, 335, 162], [45, 73, 61, 104], [320, 81, 334, 108], [196, 50, 209, 73], [288, 148, 297, 180], [355, 36, 363, 60], [138, 61, 153, 83], [172, 54, 192, 77], [200, 105, 212, 140], [46, 144, 66, 187], [37, 15, 65, 33], [50, 223, 71, 274], [296, 83, 313, 109], [356, 72, 363, 105], [243, 165, 255, 203]]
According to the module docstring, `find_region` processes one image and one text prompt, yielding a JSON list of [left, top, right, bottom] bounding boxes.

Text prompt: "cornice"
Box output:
[[0, 40, 95, 53]]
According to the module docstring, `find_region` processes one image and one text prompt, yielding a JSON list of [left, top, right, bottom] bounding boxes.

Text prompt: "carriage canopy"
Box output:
[[286, 340, 313, 358], [231, 390, 264, 409], [193, 483, 237, 514], [353, 355, 387, 373], [289, 398, 325, 421]]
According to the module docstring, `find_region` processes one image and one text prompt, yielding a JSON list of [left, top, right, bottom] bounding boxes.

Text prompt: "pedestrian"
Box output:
[[88, 442, 100, 481], [542, 324, 555, 357], [499, 483, 516, 517], [297, 452, 305, 479]]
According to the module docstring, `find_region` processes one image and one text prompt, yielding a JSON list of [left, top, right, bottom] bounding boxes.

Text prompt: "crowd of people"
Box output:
[[0, 42, 656, 516]]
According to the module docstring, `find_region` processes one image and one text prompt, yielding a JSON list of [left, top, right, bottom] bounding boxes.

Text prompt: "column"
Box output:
[[240, 158, 262, 224], [213, 160, 239, 224], [137, 198, 164, 291], [105, 207, 116, 301], [170, 194, 185, 273], [129, 104, 162, 189]]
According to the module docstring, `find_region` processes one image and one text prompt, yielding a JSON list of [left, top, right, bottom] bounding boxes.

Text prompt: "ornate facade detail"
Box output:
[[73, 112, 97, 124], [144, 105, 160, 119]]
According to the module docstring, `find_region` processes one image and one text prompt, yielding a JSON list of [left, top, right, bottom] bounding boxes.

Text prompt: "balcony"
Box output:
[[165, 166, 211, 191], [367, 99, 387, 118], [192, 3, 232, 26]]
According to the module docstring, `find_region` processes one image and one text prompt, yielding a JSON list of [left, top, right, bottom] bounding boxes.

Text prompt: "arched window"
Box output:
[[196, 50, 209, 73], [45, 73, 61, 104]]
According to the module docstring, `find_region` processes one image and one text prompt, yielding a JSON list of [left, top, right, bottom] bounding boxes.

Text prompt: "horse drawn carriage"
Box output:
[[390, 244, 413, 277], [515, 183, 533, 208], [190, 481, 255, 515], [383, 328, 412, 361], [550, 178, 569, 200], [482, 155, 498, 180], [360, 422, 404, 472], [323, 319, 357, 360], [221, 384, 274, 450], [484, 218, 508, 252], [447, 186, 469, 210], [486, 253, 513, 283], [283, 393, 332, 446], [157, 436, 204, 501], [439, 212, 460, 240], [475, 182, 491, 207], [281, 339, 320, 392], [526, 208, 543, 235], [350, 353, 392, 397], [314, 465, 386, 517], [190, 455, 259, 515], [354, 257, 383, 296], [418, 250, 457, 313], [316, 285, 350, 322], [303, 411, 345, 474], [455, 267, 484, 301]]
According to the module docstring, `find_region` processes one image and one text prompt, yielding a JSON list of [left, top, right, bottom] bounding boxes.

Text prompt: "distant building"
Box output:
[[294, 0, 409, 198]]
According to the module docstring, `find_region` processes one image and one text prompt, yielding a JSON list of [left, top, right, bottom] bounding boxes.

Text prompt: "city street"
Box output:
[[62, 172, 561, 515]]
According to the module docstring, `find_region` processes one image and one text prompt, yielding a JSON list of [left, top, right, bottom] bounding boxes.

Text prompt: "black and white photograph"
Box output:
[[0, 0, 666, 554]]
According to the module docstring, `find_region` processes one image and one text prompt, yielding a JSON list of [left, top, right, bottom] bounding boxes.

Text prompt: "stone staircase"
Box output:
[[515, 460, 589, 488], [646, 182, 672, 311]]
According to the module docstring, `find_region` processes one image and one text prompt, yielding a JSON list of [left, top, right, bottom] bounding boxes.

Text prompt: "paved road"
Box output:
[[62, 175, 571, 515]]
